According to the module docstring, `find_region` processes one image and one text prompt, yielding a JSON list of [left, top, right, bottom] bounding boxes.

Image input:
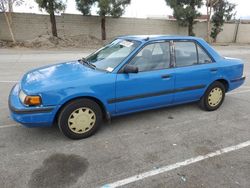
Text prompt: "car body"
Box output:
[[9, 35, 245, 139]]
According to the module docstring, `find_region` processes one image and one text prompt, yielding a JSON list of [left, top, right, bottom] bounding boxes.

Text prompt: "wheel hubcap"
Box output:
[[208, 87, 223, 107], [68, 107, 96, 134]]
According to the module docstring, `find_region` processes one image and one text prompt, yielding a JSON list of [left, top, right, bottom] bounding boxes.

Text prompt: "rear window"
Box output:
[[175, 42, 198, 67], [197, 45, 212, 64], [174, 41, 212, 67]]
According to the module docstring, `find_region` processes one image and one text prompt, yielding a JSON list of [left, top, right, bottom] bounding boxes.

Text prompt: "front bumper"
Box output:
[[8, 84, 57, 127]]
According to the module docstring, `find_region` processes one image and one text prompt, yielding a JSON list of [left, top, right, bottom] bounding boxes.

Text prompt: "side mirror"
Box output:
[[123, 64, 139, 74]]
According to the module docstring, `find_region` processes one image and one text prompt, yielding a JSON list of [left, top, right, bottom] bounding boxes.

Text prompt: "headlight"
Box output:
[[19, 90, 27, 104], [19, 90, 42, 106]]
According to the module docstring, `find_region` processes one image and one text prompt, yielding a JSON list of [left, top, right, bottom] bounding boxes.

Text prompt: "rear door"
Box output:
[[113, 41, 175, 114], [173, 40, 217, 103]]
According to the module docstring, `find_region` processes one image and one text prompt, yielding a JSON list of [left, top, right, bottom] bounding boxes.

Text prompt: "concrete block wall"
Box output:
[[105, 17, 187, 38], [0, 13, 51, 41], [194, 22, 207, 39], [0, 12, 250, 43], [217, 23, 236, 43], [236, 23, 250, 43], [58, 14, 101, 38]]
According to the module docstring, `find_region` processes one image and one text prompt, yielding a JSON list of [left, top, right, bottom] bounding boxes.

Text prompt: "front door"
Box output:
[[113, 41, 175, 114]]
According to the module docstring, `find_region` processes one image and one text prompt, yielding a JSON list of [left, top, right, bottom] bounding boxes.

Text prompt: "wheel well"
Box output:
[[53, 96, 109, 125], [215, 79, 229, 92]]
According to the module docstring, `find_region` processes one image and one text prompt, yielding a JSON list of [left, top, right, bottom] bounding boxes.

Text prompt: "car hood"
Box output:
[[21, 61, 103, 94]]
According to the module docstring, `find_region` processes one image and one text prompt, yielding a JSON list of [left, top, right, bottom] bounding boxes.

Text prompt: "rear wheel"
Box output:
[[199, 81, 225, 111], [58, 99, 102, 139]]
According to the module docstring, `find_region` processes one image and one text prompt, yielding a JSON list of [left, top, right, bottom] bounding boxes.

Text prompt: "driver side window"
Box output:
[[129, 42, 170, 72]]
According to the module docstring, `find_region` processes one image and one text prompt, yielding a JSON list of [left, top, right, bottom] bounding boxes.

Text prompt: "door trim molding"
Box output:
[[108, 84, 206, 104]]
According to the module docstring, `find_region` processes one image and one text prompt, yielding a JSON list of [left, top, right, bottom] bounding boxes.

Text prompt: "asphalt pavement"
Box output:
[[0, 45, 249, 188]]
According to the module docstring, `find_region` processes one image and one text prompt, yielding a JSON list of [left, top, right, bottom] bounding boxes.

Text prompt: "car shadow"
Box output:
[[99, 102, 200, 132], [11, 102, 200, 141]]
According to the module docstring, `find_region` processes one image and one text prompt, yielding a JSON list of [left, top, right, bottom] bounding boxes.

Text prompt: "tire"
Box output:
[[199, 81, 225, 111], [58, 98, 102, 139]]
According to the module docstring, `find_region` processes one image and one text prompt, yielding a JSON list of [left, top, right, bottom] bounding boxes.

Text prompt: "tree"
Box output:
[[0, 0, 23, 42], [35, 0, 66, 37], [0, 0, 23, 13], [205, 0, 219, 43], [76, 0, 131, 40], [210, 0, 235, 42], [165, 0, 203, 36]]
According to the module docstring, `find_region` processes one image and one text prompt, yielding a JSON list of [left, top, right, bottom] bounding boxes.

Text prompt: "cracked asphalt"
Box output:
[[0, 45, 250, 188]]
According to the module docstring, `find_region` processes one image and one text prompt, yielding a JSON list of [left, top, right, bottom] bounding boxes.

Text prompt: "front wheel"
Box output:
[[58, 99, 102, 139], [199, 81, 226, 111]]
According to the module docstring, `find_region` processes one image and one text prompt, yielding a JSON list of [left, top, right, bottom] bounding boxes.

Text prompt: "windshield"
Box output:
[[86, 39, 141, 72]]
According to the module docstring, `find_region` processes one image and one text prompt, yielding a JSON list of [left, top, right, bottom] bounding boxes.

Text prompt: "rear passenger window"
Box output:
[[197, 45, 212, 64], [175, 42, 198, 67], [130, 42, 170, 72]]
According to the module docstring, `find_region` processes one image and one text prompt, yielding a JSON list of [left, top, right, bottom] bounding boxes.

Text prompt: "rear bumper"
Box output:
[[8, 84, 57, 127], [229, 76, 246, 91], [230, 76, 246, 83]]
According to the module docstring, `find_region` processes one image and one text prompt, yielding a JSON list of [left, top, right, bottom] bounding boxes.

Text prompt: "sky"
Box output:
[[14, 0, 250, 19]]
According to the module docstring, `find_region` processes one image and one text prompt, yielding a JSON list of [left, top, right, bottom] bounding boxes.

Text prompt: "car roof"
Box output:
[[117, 35, 201, 42], [116, 34, 222, 63]]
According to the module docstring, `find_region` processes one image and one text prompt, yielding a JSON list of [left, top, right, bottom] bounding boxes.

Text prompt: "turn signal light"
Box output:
[[24, 96, 41, 106]]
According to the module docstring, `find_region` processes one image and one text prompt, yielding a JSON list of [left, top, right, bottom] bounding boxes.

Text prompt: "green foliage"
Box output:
[[75, 0, 95, 15], [210, 0, 236, 41], [76, 0, 131, 17], [76, 0, 131, 40], [35, 0, 66, 37], [35, 0, 66, 14], [165, 0, 203, 36]]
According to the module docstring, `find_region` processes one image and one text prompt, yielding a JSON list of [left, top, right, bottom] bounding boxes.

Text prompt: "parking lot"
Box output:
[[0, 45, 250, 188]]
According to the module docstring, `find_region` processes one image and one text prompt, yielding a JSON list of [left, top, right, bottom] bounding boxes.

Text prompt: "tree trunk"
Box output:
[[48, 1, 57, 37], [49, 12, 58, 37], [188, 1, 195, 36], [0, 0, 15, 43], [208, 3, 213, 43], [101, 16, 106, 40], [206, 0, 210, 43], [3, 11, 15, 43], [8, 0, 13, 12], [7, 0, 13, 24], [188, 22, 194, 36]]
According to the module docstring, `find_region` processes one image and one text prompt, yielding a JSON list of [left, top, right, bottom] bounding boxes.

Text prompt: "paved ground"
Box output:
[[0, 45, 250, 188]]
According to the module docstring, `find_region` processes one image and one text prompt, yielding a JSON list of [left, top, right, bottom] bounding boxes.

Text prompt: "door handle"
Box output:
[[161, 74, 171, 79], [210, 68, 218, 72]]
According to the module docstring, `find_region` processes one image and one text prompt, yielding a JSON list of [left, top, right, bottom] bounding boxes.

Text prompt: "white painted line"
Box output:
[[228, 89, 250, 95], [0, 81, 18, 83], [0, 124, 19, 128], [15, 149, 47, 156], [241, 86, 250, 89], [101, 140, 250, 188]]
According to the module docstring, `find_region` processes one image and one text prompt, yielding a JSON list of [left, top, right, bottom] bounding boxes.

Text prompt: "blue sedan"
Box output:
[[9, 35, 245, 139]]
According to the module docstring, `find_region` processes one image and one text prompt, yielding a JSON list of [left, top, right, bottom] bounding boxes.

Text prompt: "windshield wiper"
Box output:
[[78, 58, 96, 69]]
